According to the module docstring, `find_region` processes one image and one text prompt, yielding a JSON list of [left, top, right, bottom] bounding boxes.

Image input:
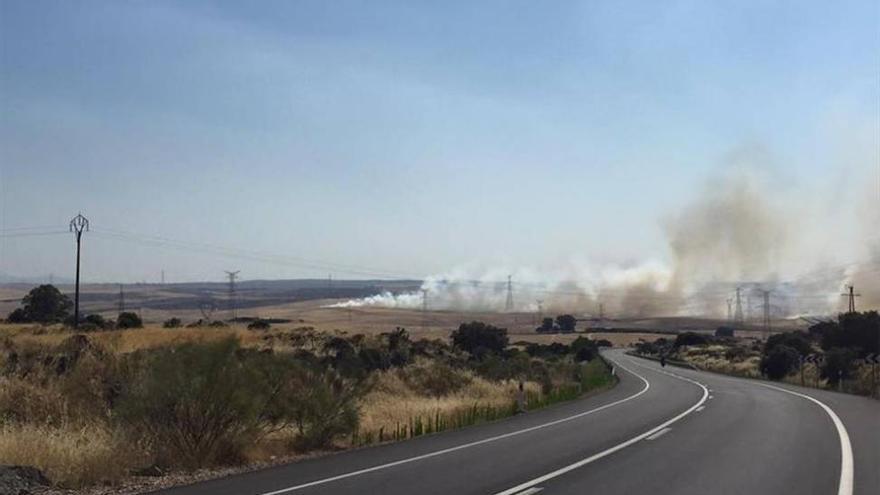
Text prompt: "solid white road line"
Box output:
[[255, 354, 651, 495], [645, 427, 672, 440], [491, 358, 709, 495], [754, 383, 854, 495], [695, 405, 705, 412], [512, 488, 544, 495], [634, 356, 854, 495]]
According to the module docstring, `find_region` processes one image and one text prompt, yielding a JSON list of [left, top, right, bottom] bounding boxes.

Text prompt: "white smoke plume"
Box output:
[[332, 148, 878, 318]]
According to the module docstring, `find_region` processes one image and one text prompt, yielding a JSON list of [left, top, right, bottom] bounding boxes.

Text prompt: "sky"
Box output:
[[1, 0, 878, 284]]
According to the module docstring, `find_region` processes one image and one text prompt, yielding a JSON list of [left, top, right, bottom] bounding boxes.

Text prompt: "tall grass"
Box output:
[[353, 358, 614, 447], [0, 423, 140, 488]]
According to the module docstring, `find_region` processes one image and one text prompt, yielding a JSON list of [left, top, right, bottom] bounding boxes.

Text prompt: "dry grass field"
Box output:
[[0, 294, 622, 491]]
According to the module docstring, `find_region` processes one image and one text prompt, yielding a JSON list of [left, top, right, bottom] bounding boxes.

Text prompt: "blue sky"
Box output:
[[1, 0, 878, 283]]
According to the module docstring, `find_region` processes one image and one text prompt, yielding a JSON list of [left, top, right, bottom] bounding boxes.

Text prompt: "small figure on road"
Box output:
[[660, 355, 667, 367]]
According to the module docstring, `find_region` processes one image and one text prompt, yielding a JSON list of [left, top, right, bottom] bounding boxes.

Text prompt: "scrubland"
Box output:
[[0, 321, 614, 491], [632, 311, 879, 397]]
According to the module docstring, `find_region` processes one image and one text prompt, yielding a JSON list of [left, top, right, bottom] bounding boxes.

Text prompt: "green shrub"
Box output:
[[400, 361, 471, 396], [162, 318, 182, 328], [247, 319, 271, 330], [83, 314, 108, 329], [117, 339, 282, 467], [116, 312, 143, 329], [451, 321, 508, 358], [820, 347, 857, 386], [116, 338, 363, 467], [674, 332, 708, 347], [288, 369, 363, 451], [760, 344, 799, 380], [764, 331, 812, 356]]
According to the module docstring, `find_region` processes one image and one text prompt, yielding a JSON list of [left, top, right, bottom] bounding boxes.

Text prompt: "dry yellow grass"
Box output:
[[358, 369, 539, 436], [0, 423, 140, 488], [0, 323, 264, 353]]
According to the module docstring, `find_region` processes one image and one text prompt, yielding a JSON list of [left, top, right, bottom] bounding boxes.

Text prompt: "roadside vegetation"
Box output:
[[0, 285, 615, 490], [631, 311, 879, 396]]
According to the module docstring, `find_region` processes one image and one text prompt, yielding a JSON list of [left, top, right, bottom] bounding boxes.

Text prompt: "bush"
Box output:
[[451, 321, 508, 358], [162, 318, 182, 328], [760, 344, 800, 380], [820, 347, 857, 386], [247, 319, 271, 330], [83, 314, 108, 330], [764, 331, 812, 357], [571, 337, 599, 362], [287, 369, 363, 451], [116, 338, 364, 466], [116, 339, 275, 468], [116, 312, 143, 329], [674, 332, 708, 347], [400, 361, 471, 397], [209, 320, 227, 327], [715, 326, 735, 338]]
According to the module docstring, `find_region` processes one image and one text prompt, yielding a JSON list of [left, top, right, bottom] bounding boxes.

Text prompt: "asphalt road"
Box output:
[[156, 349, 880, 495]]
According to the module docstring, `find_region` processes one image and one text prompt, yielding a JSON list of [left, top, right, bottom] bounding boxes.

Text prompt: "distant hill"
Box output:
[[0, 272, 74, 284]]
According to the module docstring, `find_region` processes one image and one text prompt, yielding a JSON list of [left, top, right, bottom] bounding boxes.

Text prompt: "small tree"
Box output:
[[451, 321, 508, 358], [117, 312, 143, 329], [16, 284, 72, 324]]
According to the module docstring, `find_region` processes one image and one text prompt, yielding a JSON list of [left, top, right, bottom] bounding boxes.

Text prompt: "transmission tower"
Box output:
[[505, 275, 514, 312], [761, 290, 771, 337], [161, 270, 165, 285], [599, 302, 605, 320], [224, 270, 240, 321], [841, 285, 861, 313], [118, 284, 125, 314], [726, 298, 733, 322], [734, 287, 744, 326], [69, 213, 89, 329]]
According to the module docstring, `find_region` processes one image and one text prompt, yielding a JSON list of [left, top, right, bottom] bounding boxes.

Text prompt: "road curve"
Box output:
[[155, 350, 880, 495]]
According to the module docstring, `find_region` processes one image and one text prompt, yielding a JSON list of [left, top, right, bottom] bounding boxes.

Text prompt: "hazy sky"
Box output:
[[1, 0, 878, 283]]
